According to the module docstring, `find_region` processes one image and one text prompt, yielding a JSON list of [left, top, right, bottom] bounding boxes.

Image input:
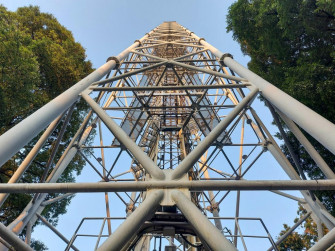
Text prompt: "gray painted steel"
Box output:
[[171, 190, 237, 251], [97, 190, 164, 251], [82, 93, 165, 180], [182, 24, 335, 155], [171, 87, 258, 180], [224, 57, 335, 155], [171, 60, 245, 82], [91, 83, 250, 91], [6, 115, 96, 237], [277, 110, 335, 179], [0, 223, 33, 251], [1, 21, 335, 250], [1, 180, 335, 193], [0, 114, 62, 207], [308, 225, 335, 251]]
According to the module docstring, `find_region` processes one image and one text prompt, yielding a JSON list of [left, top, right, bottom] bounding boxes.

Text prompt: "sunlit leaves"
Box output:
[[0, 6, 93, 249]]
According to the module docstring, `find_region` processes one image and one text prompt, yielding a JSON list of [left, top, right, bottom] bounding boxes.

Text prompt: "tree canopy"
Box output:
[[277, 206, 330, 250], [227, 0, 335, 122], [0, 5, 93, 249], [227, 0, 335, 249]]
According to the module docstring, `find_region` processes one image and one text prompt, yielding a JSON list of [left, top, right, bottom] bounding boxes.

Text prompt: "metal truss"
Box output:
[[0, 21, 335, 250]]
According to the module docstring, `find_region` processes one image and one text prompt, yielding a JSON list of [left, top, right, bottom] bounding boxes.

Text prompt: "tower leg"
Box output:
[[97, 190, 164, 251], [171, 190, 236, 251]]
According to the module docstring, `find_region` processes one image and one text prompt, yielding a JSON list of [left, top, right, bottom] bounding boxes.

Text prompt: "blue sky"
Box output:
[[0, 0, 301, 250], [0, 0, 248, 68]]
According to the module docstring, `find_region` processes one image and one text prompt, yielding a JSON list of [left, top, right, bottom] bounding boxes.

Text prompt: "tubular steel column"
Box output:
[[0, 223, 33, 251], [182, 24, 335, 155], [1, 21, 335, 251], [97, 190, 164, 251], [171, 190, 237, 251]]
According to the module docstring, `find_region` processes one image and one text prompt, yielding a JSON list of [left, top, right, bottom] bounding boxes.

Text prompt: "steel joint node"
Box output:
[[198, 37, 205, 44], [207, 203, 220, 213], [166, 61, 174, 68], [219, 53, 234, 67], [262, 141, 270, 152], [134, 39, 141, 46], [106, 56, 121, 69], [126, 203, 135, 213]]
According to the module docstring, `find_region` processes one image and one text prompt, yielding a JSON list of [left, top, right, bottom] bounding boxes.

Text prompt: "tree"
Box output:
[[0, 5, 93, 249], [227, 0, 335, 248], [277, 206, 329, 250]]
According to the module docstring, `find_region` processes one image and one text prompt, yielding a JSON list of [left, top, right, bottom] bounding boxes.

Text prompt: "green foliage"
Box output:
[[227, 0, 335, 248], [0, 5, 93, 248], [278, 225, 305, 251], [30, 239, 49, 251], [277, 206, 329, 250], [227, 0, 335, 121]]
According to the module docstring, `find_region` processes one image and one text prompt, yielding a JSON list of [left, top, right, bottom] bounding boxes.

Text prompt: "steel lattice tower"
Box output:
[[1, 21, 335, 250]]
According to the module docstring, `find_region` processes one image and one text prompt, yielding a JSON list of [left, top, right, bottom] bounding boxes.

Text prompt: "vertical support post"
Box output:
[[234, 117, 245, 247], [98, 120, 112, 235], [200, 155, 223, 231], [171, 190, 237, 251], [187, 236, 197, 251], [316, 218, 324, 240], [134, 236, 151, 251]]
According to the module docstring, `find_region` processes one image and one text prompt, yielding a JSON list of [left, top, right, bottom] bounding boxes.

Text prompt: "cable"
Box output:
[[180, 234, 203, 248]]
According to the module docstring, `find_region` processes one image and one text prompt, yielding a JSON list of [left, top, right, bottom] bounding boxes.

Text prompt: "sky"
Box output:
[[0, 0, 302, 250]]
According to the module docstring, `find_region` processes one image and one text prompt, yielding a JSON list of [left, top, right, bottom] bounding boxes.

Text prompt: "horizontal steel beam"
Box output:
[[170, 60, 245, 82], [130, 50, 245, 82], [92, 61, 167, 86], [102, 104, 235, 110], [90, 83, 250, 92], [1, 180, 335, 193]]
